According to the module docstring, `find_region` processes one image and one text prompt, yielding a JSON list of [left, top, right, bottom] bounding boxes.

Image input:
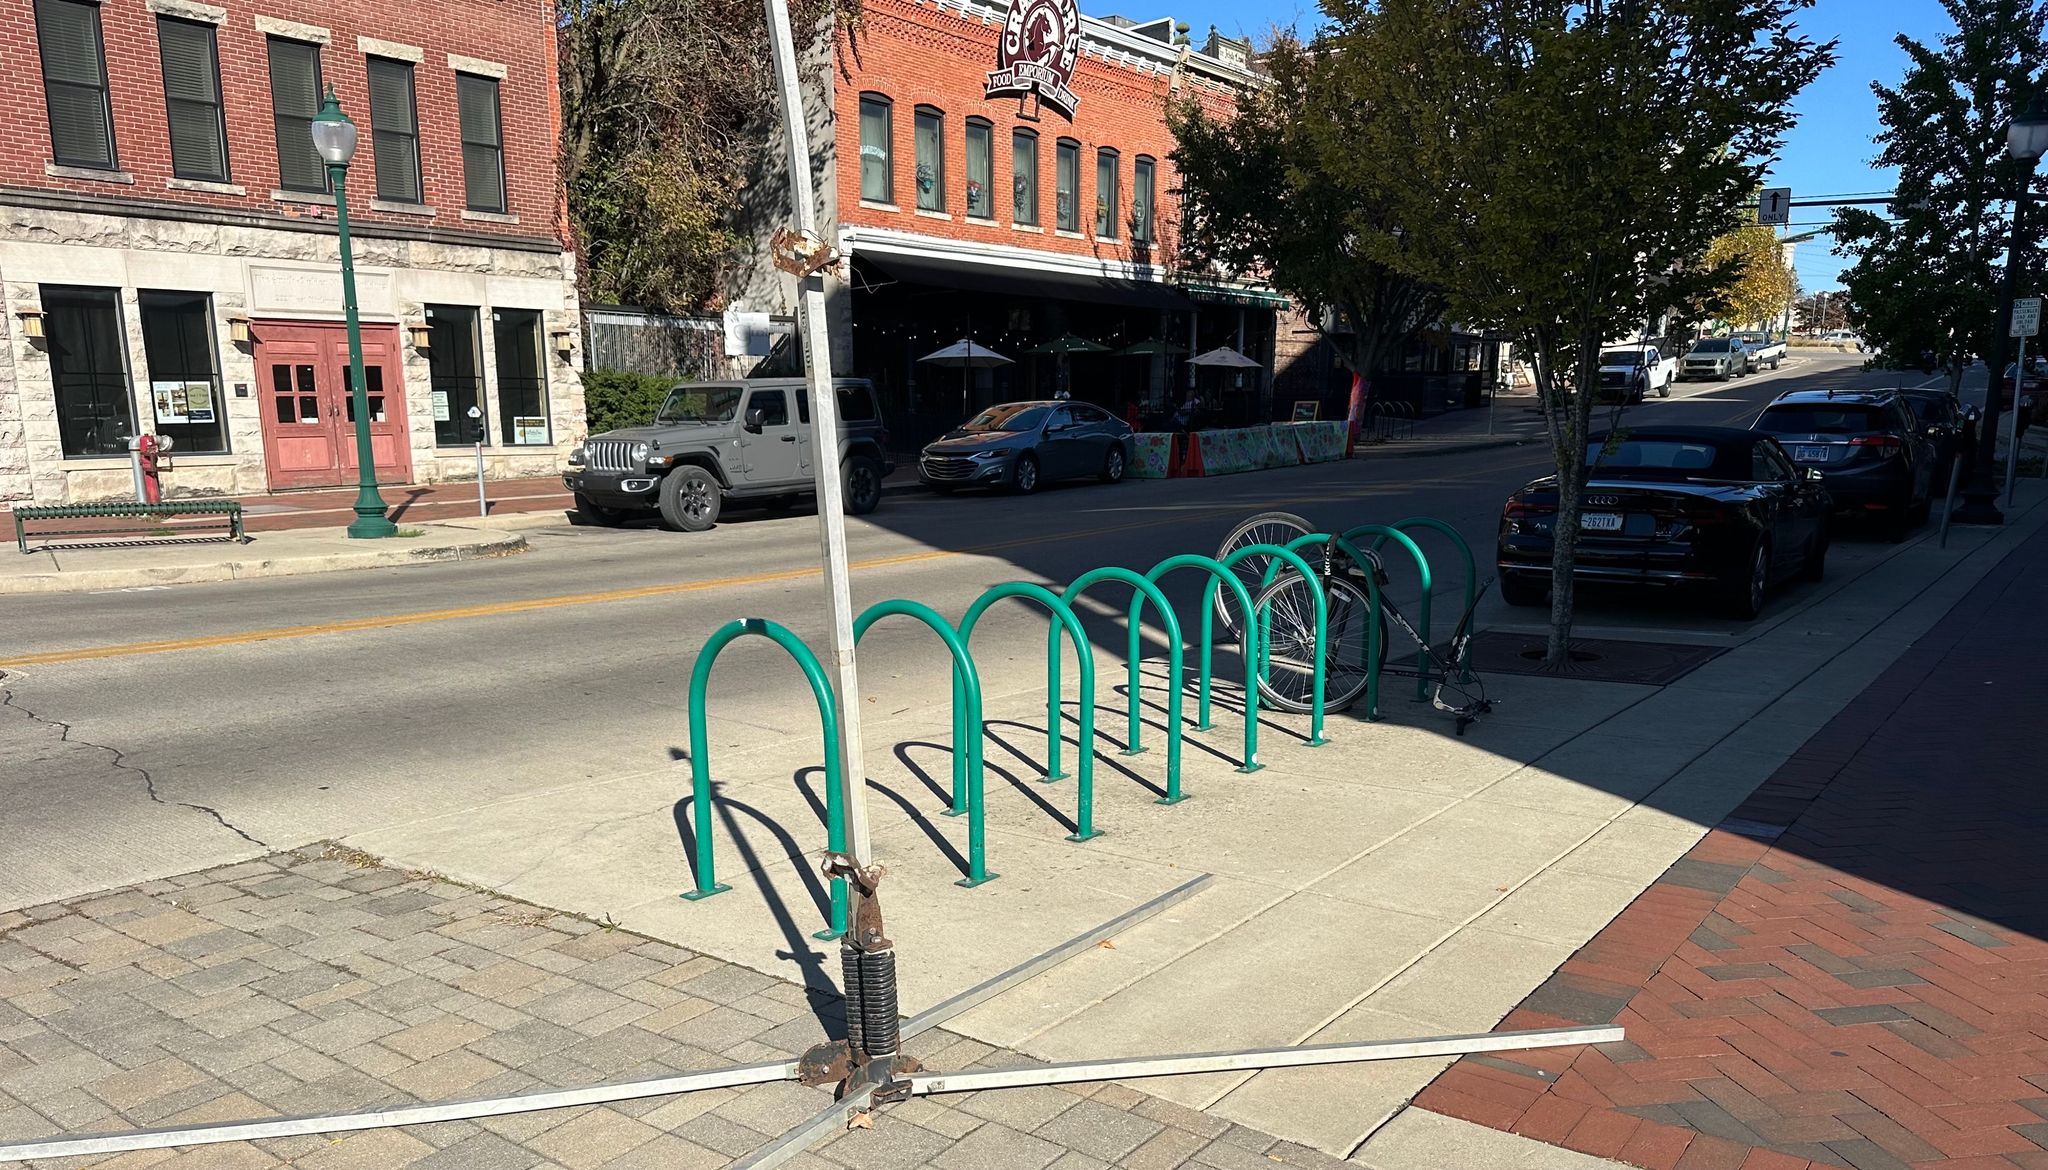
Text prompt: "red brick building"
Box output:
[[731, 0, 1277, 450], [0, 0, 580, 504]]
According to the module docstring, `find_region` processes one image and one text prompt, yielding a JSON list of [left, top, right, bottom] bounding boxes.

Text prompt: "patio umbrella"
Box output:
[[1115, 338, 1187, 357], [1187, 345, 1263, 368], [917, 338, 1014, 412], [1027, 334, 1109, 398]]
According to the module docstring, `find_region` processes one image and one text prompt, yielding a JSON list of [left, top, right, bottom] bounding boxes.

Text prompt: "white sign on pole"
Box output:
[[723, 310, 775, 358], [1758, 187, 1791, 227], [2010, 296, 2041, 338]]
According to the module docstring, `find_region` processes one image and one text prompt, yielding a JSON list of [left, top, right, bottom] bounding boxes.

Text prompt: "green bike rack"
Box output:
[[959, 583, 1099, 841], [684, 617, 848, 941], [1216, 543, 1328, 746], [1341, 525, 1433, 701], [1280, 532, 1389, 720], [853, 599, 994, 888], [1060, 566, 1186, 805], [1142, 555, 1261, 774], [1365, 518, 1478, 684]]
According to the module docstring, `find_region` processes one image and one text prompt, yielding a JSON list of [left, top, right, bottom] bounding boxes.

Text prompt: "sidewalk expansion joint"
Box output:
[[0, 671, 266, 849]]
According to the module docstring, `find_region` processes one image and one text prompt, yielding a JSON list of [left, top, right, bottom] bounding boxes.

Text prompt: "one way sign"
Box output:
[[1758, 187, 1792, 226]]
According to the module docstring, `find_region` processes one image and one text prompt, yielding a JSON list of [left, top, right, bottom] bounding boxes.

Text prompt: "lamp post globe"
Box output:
[[2008, 95, 2048, 163], [316, 86, 395, 538]]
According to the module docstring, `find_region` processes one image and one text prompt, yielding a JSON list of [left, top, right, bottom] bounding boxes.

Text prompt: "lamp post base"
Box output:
[[1950, 486, 2005, 527], [347, 500, 398, 539]]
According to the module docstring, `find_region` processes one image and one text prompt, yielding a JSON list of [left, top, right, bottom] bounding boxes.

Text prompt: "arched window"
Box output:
[[858, 93, 892, 203], [1094, 147, 1120, 238], [964, 116, 993, 219], [914, 105, 944, 212], [1132, 155, 1156, 243], [1055, 138, 1080, 232], [1012, 128, 1039, 226]]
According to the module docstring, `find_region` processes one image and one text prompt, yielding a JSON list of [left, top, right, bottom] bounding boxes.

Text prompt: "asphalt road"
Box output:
[[0, 351, 1947, 908]]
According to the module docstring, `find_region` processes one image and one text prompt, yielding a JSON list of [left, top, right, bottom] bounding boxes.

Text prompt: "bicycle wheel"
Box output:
[[1247, 573, 1388, 714], [1214, 511, 1315, 637]]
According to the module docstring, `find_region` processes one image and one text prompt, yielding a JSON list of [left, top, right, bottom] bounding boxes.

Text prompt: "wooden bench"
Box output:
[[14, 500, 247, 554]]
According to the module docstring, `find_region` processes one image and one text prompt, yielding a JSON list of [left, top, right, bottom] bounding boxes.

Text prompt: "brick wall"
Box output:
[[833, 0, 1238, 264], [0, 0, 565, 246]]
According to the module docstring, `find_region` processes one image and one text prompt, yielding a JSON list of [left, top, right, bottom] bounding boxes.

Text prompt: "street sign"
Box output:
[[1758, 187, 1791, 227], [2011, 297, 2041, 338]]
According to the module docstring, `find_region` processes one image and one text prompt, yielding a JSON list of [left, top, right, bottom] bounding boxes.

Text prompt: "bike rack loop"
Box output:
[[958, 583, 1099, 841], [1216, 543, 1328, 746], [684, 618, 849, 941], [1362, 517, 1478, 684], [852, 599, 994, 888], [1279, 532, 1389, 720], [1340, 525, 1433, 702], [1142, 554, 1263, 772], [1057, 566, 1188, 804]]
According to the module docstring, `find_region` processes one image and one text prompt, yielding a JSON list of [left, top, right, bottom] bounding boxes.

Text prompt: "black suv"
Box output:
[[1750, 388, 1935, 539]]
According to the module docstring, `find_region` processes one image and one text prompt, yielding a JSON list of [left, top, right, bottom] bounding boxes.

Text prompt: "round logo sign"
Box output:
[[986, 0, 1081, 119]]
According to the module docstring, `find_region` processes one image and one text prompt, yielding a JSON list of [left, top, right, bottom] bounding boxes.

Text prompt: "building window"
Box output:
[[457, 73, 505, 213], [914, 106, 943, 212], [494, 309, 549, 445], [157, 17, 227, 182], [1095, 148, 1119, 239], [858, 93, 891, 204], [1055, 139, 1079, 232], [964, 118, 993, 220], [426, 305, 484, 446], [1132, 155, 1156, 243], [1012, 129, 1038, 226], [139, 291, 228, 454], [42, 287, 133, 458], [366, 57, 421, 203], [35, 0, 117, 169], [267, 38, 326, 192]]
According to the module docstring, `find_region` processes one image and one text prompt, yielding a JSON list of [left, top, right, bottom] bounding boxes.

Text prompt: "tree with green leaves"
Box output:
[[1834, 0, 2048, 394], [1167, 37, 1444, 402], [1708, 225, 1799, 331], [1332, 0, 1831, 661]]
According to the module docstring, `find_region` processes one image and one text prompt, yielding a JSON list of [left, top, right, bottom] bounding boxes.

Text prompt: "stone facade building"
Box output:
[[0, 0, 580, 504]]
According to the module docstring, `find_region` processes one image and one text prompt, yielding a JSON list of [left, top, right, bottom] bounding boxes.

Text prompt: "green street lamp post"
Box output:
[[310, 87, 396, 539]]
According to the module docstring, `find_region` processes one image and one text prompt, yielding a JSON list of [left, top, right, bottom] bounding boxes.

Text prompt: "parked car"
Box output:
[[1732, 331, 1787, 370], [1997, 355, 2046, 414], [1595, 344, 1677, 401], [564, 378, 893, 531], [1679, 338, 1750, 381], [919, 400, 1134, 494], [1820, 330, 1864, 350], [1750, 388, 1935, 540], [1497, 425, 1831, 619], [1900, 389, 1970, 490]]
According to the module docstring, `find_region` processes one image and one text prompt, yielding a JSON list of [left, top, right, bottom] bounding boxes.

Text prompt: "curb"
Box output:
[[0, 528, 528, 595], [1355, 435, 1537, 460]]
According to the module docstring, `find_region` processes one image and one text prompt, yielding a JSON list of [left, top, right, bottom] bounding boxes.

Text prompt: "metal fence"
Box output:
[[582, 307, 761, 381]]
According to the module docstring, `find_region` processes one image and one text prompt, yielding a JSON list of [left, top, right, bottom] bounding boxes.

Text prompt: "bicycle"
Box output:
[[1215, 512, 1495, 733]]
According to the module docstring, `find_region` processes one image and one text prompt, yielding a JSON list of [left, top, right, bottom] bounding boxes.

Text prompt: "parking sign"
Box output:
[[2012, 297, 2042, 338]]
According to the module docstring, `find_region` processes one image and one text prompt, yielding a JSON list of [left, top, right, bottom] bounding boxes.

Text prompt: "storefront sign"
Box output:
[[986, 0, 1081, 120], [513, 416, 549, 444], [151, 380, 215, 425], [431, 390, 452, 422]]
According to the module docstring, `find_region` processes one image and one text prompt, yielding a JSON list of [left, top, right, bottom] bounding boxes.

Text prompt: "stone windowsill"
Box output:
[[47, 163, 135, 185], [1011, 222, 1044, 233], [914, 208, 953, 222], [460, 209, 519, 225], [168, 177, 247, 196], [146, 0, 226, 22], [963, 214, 998, 227], [371, 199, 436, 217], [273, 189, 336, 207], [857, 200, 901, 213], [1054, 228, 1086, 240], [1094, 236, 1121, 245]]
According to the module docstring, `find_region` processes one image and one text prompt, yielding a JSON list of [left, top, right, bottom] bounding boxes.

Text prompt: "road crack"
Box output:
[[0, 672, 266, 849]]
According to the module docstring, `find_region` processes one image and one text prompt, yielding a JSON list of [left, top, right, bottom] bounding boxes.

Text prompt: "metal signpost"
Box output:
[[2007, 296, 2040, 506]]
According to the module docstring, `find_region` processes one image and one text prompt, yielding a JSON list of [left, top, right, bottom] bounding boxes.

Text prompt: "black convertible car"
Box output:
[[1498, 425, 1832, 619]]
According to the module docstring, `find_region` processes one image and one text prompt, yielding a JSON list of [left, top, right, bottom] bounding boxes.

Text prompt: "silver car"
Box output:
[[919, 400, 1134, 494]]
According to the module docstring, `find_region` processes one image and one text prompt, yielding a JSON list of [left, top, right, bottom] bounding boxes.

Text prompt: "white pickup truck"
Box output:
[[1733, 331, 1786, 370], [1595, 344, 1678, 401]]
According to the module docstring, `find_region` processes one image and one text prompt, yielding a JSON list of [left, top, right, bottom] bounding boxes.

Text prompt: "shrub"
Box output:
[[580, 369, 676, 436]]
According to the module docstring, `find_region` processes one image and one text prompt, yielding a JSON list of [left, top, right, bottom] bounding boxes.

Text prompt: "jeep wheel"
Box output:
[[573, 493, 628, 528], [843, 455, 883, 516], [658, 466, 721, 532]]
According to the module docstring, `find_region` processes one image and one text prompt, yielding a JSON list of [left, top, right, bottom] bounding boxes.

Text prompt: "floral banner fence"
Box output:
[[1128, 432, 1175, 478], [1276, 421, 1347, 464]]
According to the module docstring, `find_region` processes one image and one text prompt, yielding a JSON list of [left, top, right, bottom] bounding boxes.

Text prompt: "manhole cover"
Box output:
[[1470, 631, 1725, 685]]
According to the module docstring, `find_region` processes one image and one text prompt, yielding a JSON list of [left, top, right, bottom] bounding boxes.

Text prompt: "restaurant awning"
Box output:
[[1176, 281, 1291, 309], [859, 252, 1193, 311]]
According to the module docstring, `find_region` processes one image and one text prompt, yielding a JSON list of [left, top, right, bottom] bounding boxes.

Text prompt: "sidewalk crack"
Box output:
[[0, 672, 266, 848]]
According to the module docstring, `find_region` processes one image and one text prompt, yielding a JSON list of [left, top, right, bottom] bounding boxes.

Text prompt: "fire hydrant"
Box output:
[[129, 433, 174, 503]]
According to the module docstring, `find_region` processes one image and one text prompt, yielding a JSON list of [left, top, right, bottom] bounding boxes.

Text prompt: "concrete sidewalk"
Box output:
[[0, 523, 526, 594]]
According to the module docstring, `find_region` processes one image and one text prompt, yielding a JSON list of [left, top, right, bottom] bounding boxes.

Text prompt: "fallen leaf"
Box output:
[[1098, 938, 1116, 949], [847, 1112, 874, 1130]]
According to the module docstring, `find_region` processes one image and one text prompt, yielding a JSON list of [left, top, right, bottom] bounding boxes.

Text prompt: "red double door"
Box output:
[[254, 321, 412, 490]]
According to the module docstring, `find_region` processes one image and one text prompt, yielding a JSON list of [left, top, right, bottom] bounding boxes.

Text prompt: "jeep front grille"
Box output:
[[587, 440, 639, 473]]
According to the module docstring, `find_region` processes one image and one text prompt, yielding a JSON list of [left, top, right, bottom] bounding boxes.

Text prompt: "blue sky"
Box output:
[[1129, 0, 1959, 291]]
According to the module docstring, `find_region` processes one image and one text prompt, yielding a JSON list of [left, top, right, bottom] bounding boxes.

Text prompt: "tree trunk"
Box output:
[[1545, 331, 1603, 666]]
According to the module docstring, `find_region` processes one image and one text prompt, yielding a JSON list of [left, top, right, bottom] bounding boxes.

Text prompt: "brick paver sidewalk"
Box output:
[[0, 847, 1349, 1169], [1416, 519, 2048, 1170]]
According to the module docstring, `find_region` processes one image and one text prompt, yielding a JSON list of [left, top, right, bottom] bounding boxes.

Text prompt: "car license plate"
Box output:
[[1580, 512, 1623, 532], [1794, 445, 1828, 462]]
